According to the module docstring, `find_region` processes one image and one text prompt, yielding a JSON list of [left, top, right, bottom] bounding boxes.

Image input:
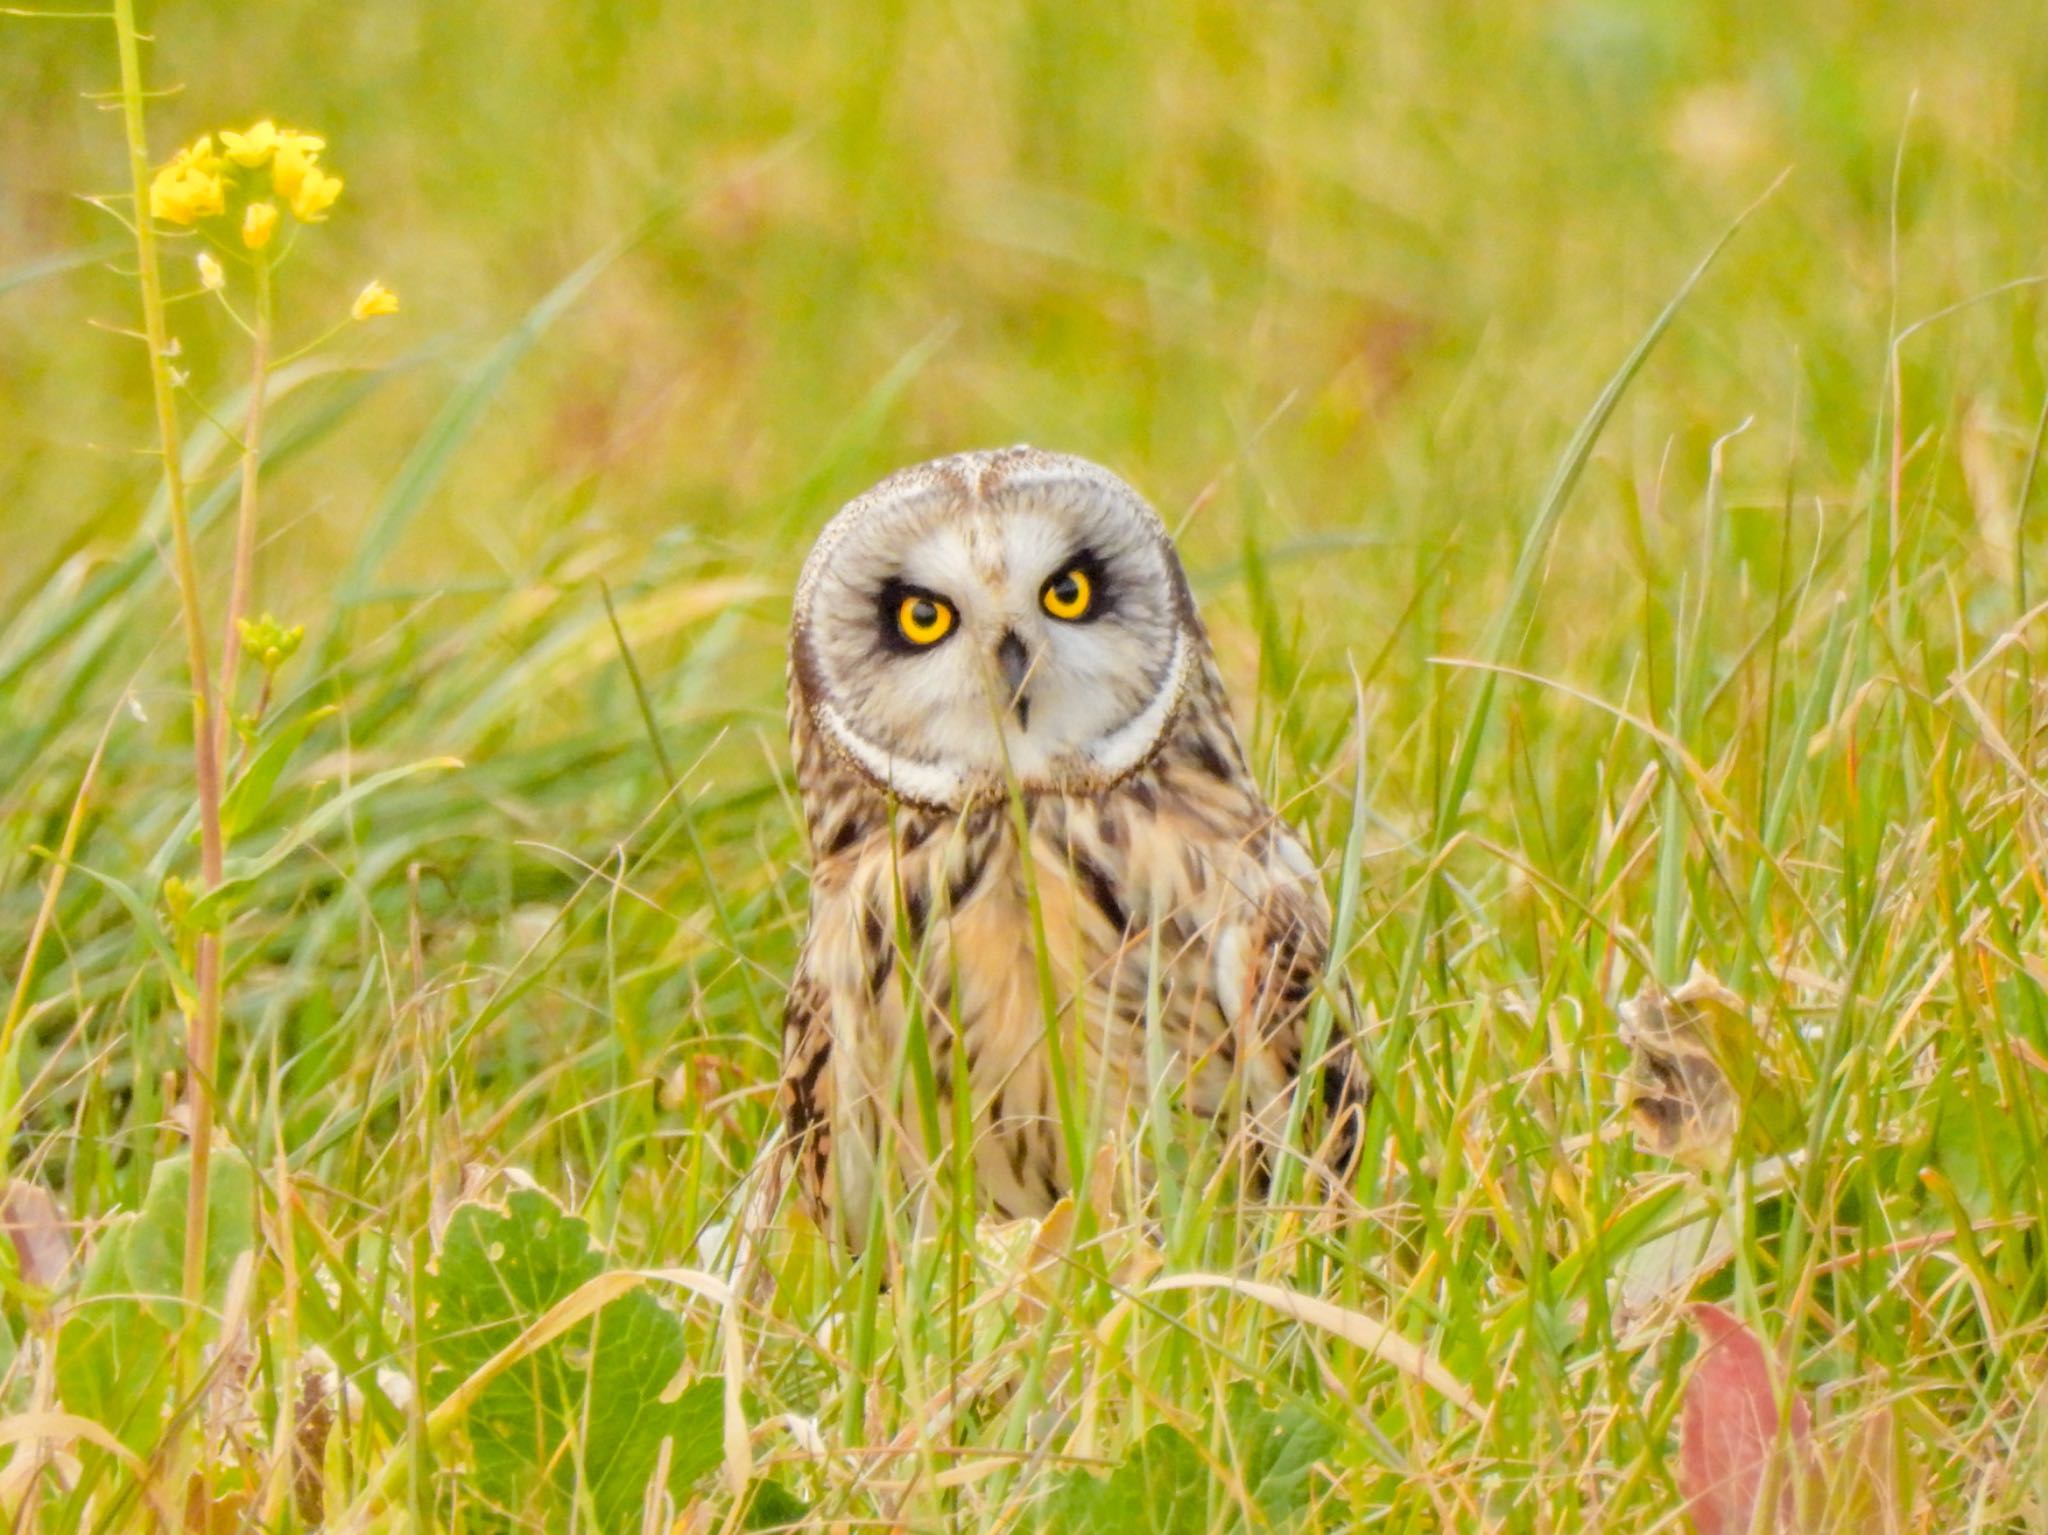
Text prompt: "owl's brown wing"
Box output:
[[1052, 652, 1371, 1186], [780, 666, 896, 1250], [779, 957, 837, 1233], [781, 899, 909, 1252], [1207, 821, 1371, 1179]]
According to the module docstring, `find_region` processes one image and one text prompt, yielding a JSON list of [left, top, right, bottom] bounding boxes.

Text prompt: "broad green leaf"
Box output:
[[124, 1149, 257, 1327], [1932, 1067, 2028, 1220], [54, 1215, 174, 1455], [742, 1479, 811, 1530], [427, 1188, 727, 1527], [1044, 1386, 1336, 1533], [1046, 1420, 1209, 1535], [1228, 1385, 1338, 1526]]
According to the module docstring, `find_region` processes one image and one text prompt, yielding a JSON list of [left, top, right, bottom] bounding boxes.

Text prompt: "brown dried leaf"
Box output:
[[1619, 967, 1744, 1169], [183, 1474, 251, 1535], [1619, 965, 1800, 1170], [292, 1359, 336, 1529], [0, 1180, 72, 1291]]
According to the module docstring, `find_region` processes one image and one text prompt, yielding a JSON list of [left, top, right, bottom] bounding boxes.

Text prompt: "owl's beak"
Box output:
[[995, 629, 1033, 730]]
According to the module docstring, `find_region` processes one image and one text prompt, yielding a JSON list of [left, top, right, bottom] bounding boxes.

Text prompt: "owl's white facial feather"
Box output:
[[793, 448, 1198, 808]]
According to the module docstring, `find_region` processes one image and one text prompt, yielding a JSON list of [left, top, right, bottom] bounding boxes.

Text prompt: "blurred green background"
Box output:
[[9, 0, 2048, 1113], [7, 0, 2045, 641]]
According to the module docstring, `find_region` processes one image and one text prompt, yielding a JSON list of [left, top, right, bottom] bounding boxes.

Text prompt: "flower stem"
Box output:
[[109, 0, 227, 1399], [217, 250, 272, 774]]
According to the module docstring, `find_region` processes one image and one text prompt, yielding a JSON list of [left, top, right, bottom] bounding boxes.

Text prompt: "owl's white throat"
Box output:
[[817, 624, 1191, 808]]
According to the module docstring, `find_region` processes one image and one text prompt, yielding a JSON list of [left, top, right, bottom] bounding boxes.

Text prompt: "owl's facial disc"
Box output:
[[794, 450, 1197, 808]]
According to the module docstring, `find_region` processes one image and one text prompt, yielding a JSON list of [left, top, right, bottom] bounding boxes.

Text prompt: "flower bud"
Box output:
[[242, 201, 279, 250], [350, 280, 400, 321]]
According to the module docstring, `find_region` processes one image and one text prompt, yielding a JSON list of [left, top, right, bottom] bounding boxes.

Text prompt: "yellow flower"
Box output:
[[290, 167, 344, 223], [196, 252, 226, 291], [220, 119, 279, 166], [166, 134, 223, 177], [350, 280, 399, 321], [271, 137, 317, 199], [148, 134, 229, 225], [242, 201, 279, 249], [149, 162, 225, 225]]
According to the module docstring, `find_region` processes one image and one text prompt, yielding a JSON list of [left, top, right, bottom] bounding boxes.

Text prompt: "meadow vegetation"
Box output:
[[2, 1, 2046, 1528]]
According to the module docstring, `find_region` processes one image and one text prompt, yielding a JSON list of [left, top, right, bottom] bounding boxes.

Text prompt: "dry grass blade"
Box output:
[[1142, 1274, 1481, 1419], [0, 1411, 178, 1530]]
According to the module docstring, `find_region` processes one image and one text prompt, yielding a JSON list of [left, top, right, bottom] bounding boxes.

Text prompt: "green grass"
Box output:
[[3, 0, 2048, 1528]]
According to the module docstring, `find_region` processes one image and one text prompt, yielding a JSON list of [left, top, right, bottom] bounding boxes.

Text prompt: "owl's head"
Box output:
[[791, 447, 1200, 808]]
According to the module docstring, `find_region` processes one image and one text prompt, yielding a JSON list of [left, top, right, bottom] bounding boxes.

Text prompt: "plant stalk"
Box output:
[[109, 0, 227, 1404], [215, 249, 273, 773]]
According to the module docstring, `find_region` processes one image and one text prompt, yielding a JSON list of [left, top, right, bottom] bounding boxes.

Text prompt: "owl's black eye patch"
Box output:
[[1044, 548, 1115, 623], [877, 578, 958, 652]]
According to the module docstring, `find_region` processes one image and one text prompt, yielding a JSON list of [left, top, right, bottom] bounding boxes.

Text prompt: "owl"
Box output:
[[781, 446, 1366, 1248]]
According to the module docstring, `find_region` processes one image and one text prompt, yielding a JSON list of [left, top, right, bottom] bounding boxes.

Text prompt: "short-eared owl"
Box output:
[[782, 446, 1364, 1247]]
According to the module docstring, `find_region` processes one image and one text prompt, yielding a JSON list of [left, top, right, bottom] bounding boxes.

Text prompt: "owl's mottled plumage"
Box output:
[[781, 447, 1365, 1246]]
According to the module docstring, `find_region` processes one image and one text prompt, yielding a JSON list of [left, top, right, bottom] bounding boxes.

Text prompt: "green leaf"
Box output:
[[1227, 1385, 1338, 1526], [1932, 1067, 2028, 1220], [427, 1188, 726, 1527], [1386, 191, 1774, 1088], [0, 1312, 19, 1412], [51, 857, 197, 1012], [0, 359, 398, 696], [741, 1477, 811, 1531], [221, 703, 338, 840], [124, 1149, 257, 1327], [55, 1215, 174, 1455], [187, 756, 463, 929], [1044, 1386, 1337, 1533], [1046, 1420, 1210, 1535]]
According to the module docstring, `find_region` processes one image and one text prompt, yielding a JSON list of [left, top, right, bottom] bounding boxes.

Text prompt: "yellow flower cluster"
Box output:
[[235, 613, 305, 674], [147, 120, 343, 231], [147, 119, 397, 327]]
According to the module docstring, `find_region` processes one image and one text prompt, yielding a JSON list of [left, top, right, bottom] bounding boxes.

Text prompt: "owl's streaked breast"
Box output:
[[787, 714, 1336, 1238]]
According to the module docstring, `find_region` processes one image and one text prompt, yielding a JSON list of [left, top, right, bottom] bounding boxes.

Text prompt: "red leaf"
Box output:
[[1678, 1303, 1813, 1535]]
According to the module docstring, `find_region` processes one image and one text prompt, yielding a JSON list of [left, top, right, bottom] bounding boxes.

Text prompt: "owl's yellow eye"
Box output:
[[896, 594, 955, 646], [1041, 567, 1093, 621]]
